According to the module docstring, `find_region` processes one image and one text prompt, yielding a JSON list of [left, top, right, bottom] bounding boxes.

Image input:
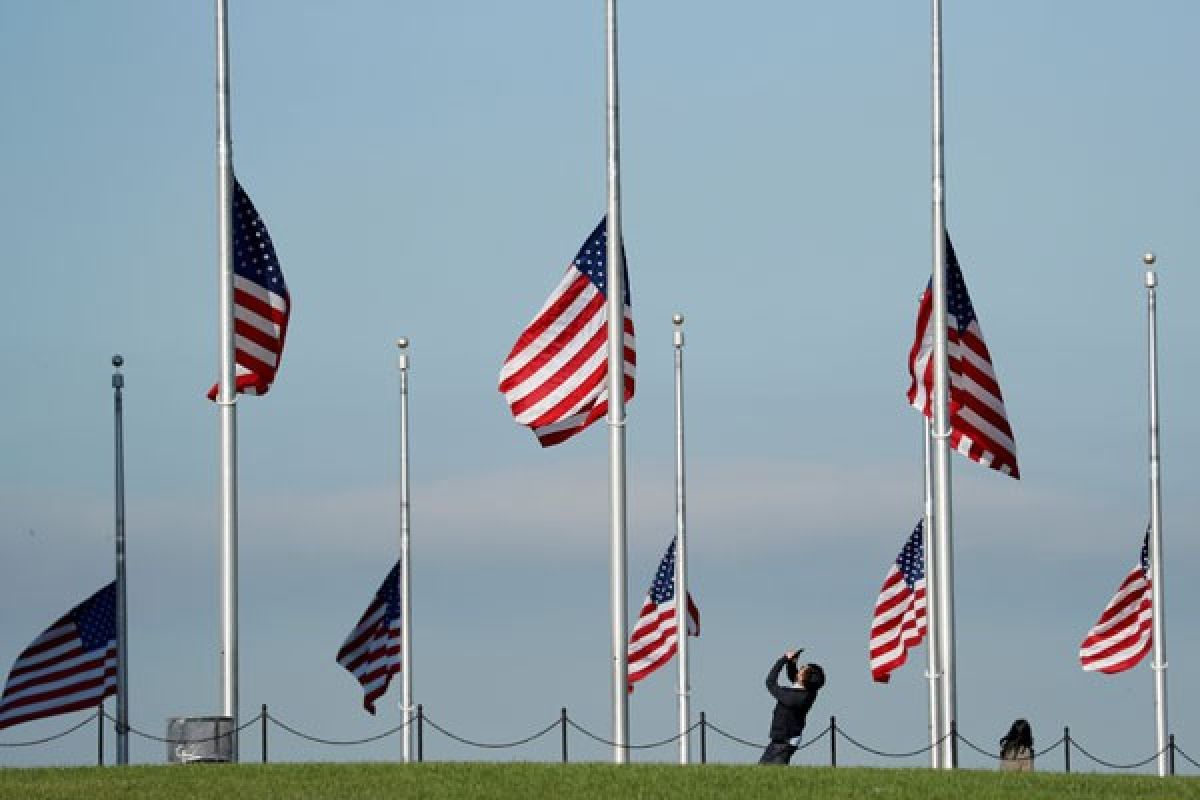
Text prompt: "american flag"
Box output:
[[498, 218, 635, 447], [869, 521, 928, 683], [907, 236, 1019, 478], [627, 539, 699, 690], [1079, 531, 1153, 674], [336, 561, 403, 714], [0, 582, 117, 730], [207, 177, 291, 400]]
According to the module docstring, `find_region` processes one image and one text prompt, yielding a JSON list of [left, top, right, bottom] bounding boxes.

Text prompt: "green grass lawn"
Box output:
[[1, 763, 1198, 800]]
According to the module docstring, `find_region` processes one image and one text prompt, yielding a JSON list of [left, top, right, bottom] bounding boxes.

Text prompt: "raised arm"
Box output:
[[765, 656, 789, 701]]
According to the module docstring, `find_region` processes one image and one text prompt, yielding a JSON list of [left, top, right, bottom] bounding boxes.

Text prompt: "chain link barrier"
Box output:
[[565, 718, 702, 750], [100, 708, 263, 745], [1033, 735, 1066, 758], [836, 728, 948, 759], [421, 714, 558, 750], [266, 712, 413, 746], [1176, 744, 1200, 770], [1068, 739, 1168, 770], [5, 706, 1194, 773], [705, 720, 830, 752], [0, 709, 99, 747], [954, 732, 1000, 760]]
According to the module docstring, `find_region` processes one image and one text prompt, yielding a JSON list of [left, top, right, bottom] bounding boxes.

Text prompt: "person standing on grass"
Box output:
[[759, 649, 826, 765]]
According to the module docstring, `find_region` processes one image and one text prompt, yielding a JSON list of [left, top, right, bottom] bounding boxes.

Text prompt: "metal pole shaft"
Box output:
[[605, 0, 630, 765], [214, 0, 240, 761], [261, 704, 268, 763], [930, 0, 957, 769], [417, 704, 424, 762], [397, 338, 414, 763], [561, 707, 568, 763], [672, 314, 691, 765], [830, 716, 837, 767], [1064, 726, 1071, 773], [112, 356, 129, 766], [97, 704, 104, 767], [922, 417, 941, 769], [1144, 254, 1169, 778]]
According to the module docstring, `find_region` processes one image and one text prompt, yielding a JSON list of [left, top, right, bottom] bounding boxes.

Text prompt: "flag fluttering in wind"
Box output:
[[627, 539, 699, 691], [1080, 531, 1152, 674], [498, 218, 635, 446], [869, 521, 929, 683], [337, 561, 403, 714], [207, 177, 291, 400], [0, 583, 117, 730], [907, 236, 1019, 478]]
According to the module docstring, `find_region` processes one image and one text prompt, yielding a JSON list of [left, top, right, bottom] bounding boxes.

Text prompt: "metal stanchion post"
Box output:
[[699, 712, 707, 764], [97, 705, 104, 767], [261, 704, 268, 763], [1064, 726, 1071, 773], [830, 716, 837, 767], [1170, 734, 1176, 776], [561, 707, 568, 763], [417, 704, 424, 762]]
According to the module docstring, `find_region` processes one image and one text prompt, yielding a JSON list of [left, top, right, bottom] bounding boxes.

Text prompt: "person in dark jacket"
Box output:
[[759, 650, 826, 765]]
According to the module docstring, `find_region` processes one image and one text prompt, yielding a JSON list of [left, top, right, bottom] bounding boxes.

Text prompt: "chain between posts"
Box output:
[[3, 707, 1193, 773], [420, 714, 560, 749], [836, 728, 950, 759], [0, 710, 99, 747], [100, 709, 262, 745], [267, 711, 415, 746], [1069, 739, 1170, 770], [1176, 744, 1200, 770], [704, 720, 831, 752], [564, 719, 700, 753]]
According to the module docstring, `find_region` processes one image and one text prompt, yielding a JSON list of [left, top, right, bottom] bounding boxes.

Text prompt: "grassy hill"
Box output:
[[2, 763, 1198, 800]]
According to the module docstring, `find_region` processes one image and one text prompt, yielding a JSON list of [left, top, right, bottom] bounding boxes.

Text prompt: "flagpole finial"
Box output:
[[672, 313, 684, 326], [1143, 253, 1158, 288], [1142, 252, 1156, 266], [112, 354, 124, 369], [396, 337, 409, 350]]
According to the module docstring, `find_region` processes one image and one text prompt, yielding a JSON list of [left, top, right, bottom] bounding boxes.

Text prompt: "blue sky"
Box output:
[[2, 0, 1199, 769]]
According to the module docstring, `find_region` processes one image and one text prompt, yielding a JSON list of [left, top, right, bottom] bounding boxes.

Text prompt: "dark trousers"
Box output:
[[758, 741, 797, 765]]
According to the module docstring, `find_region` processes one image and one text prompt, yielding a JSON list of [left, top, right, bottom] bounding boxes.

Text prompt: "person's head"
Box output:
[[788, 659, 826, 691], [801, 663, 825, 691], [1001, 718, 1033, 748]]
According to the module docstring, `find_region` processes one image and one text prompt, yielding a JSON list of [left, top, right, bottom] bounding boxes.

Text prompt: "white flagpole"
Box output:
[[922, 417, 941, 769], [929, 0, 957, 769], [672, 313, 691, 765], [1143, 253, 1169, 777], [111, 355, 129, 766], [214, 0, 240, 760], [396, 338, 414, 763], [604, 0, 630, 764]]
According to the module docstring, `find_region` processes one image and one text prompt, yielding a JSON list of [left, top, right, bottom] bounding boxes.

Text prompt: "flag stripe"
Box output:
[[626, 540, 699, 691], [337, 563, 403, 715], [499, 218, 635, 448], [869, 522, 928, 684], [207, 178, 290, 401], [1079, 532, 1153, 674], [0, 583, 117, 730], [907, 236, 1019, 479]]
